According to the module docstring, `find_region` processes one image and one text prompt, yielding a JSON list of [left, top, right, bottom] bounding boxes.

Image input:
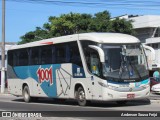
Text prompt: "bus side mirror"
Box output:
[[88, 45, 105, 63], [143, 44, 155, 70], [143, 45, 155, 61]]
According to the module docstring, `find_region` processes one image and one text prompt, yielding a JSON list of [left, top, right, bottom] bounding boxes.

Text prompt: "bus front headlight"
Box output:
[[98, 81, 108, 87], [98, 81, 118, 90]]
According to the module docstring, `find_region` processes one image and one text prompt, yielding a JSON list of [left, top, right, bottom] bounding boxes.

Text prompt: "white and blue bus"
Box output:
[[7, 33, 150, 106]]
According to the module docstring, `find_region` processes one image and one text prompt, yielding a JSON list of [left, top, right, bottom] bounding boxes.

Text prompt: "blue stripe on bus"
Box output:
[[13, 64, 86, 97], [14, 64, 61, 97], [107, 79, 149, 88], [107, 80, 129, 85]]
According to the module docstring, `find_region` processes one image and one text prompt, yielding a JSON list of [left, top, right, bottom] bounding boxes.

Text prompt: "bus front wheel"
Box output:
[[77, 87, 89, 106], [23, 86, 31, 103]]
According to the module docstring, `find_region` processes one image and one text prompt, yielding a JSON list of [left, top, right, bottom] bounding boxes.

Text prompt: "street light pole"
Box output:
[[1, 0, 5, 93]]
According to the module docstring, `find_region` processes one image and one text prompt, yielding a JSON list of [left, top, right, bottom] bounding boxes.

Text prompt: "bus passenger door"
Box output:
[[89, 49, 102, 100]]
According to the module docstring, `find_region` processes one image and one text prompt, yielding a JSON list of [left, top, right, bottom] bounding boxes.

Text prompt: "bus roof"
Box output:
[[9, 32, 140, 50]]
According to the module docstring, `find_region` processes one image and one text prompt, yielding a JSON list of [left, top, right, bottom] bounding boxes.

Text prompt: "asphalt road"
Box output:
[[0, 94, 160, 120], [0, 87, 160, 120], [0, 94, 159, 111]]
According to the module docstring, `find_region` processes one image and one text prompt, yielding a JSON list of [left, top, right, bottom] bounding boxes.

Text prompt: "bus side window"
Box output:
[[52, 46, 56, 64], [18, 49, 29, 66], [8, 51, 13, 66], [13, 51, 19, 66], [90, 49, 101, 76], [30, 48, 40, 65], [69, 42, 82, 67], [55, 44, 66, 63], [41, 46, 52, 64], [80, 40, 98, 73], [83, 47, 101, 76]]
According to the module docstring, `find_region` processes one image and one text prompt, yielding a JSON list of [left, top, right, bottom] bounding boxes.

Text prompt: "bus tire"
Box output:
[[77, 86, 88, 106], [23, 85, 31, 103]]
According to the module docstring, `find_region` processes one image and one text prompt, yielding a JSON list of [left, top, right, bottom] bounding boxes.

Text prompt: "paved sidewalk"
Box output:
[[0, 87, 8, 94]]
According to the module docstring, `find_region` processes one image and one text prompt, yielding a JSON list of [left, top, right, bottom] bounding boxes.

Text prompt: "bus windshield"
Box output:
[[101, 44, 149, 82]]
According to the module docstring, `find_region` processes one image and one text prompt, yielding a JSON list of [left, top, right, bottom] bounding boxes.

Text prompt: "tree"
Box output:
[[89, 11, 112, 32], [49, 12, 93, 36], [111, 18, 135, 35], [19, 10, 134, 44], [19, 27, 50, 44]]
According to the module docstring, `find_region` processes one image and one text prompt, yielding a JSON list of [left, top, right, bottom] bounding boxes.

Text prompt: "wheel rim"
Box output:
[[24, 89, 29, 100], [78, 90, 85, 102]]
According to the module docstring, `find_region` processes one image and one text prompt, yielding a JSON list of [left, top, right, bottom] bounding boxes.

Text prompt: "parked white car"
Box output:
[[151, 83, 160, 94]]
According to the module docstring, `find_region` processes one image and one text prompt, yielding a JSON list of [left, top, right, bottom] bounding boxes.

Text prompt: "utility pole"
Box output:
[[1, 0, 5, 93]]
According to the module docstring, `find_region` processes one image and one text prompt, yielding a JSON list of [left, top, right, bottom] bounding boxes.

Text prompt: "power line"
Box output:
[[7, 0, 160, 5], [3, 0, 160, 18], [5, 0, 160, 10]]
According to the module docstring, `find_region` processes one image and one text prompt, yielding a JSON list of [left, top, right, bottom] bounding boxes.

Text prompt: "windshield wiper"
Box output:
[[119, 46, 131, 80], [119, 52, 123, 80], [127, 56, 142, 80], [119, 53, 130, 80]]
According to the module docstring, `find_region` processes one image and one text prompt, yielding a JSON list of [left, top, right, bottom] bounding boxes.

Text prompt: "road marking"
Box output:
[[0, 98, 113, 110], [0, 109, 7, 111], [0, 99, 150, 111]]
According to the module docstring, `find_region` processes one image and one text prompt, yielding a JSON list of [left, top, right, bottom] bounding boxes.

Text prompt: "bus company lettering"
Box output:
[[37, 66, 53, 85]]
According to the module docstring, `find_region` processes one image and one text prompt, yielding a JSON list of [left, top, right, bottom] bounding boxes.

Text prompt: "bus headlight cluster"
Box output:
[[98, 81, 118, 90], [141, 84, 150, 89], [98, 81, 108, 87], [140, 81, 150, 89]]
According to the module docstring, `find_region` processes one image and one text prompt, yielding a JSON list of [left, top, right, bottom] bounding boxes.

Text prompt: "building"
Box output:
[[129, 15, 160, 43], [116, 15, 160, 72], [128, 15, 160, 71]]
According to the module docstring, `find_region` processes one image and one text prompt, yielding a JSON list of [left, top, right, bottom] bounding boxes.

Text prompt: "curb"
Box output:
[[150, 100, 160, 103], [0, 88, 9, 94], [0, 93, 10, 96], [0, 90, 10, 95]]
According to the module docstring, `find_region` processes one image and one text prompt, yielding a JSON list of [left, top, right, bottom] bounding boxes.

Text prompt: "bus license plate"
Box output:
[[127, 94, 135, 99]]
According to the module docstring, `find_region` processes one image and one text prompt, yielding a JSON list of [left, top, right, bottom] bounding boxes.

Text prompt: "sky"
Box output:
[[0, 0, 160, 43]]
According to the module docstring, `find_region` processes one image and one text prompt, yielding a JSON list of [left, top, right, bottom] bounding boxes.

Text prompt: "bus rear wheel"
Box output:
[[23, 86, 31, 103], [77, 87, 89, 106]]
